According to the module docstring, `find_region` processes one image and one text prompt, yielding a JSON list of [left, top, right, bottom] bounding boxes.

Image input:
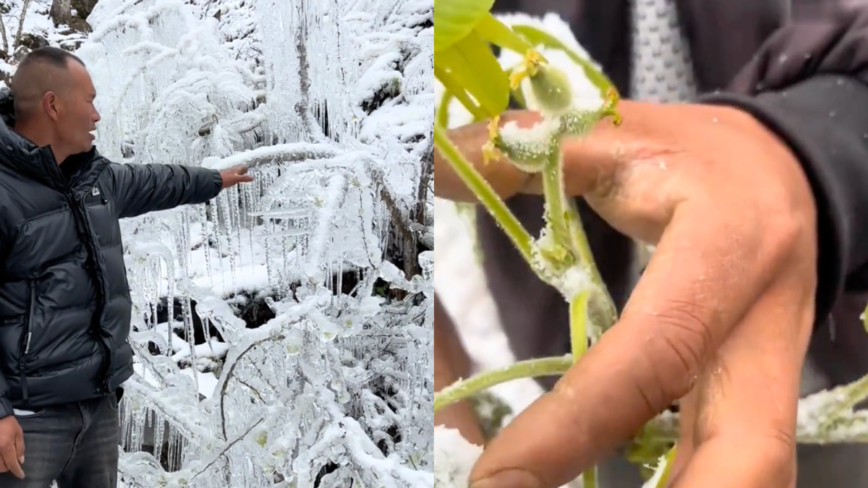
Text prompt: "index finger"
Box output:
[[434, 111, 540, 203], [468, 203, 786, 488]]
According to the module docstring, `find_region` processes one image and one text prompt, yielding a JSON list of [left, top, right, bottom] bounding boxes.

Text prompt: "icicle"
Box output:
[[264, 227, 276, 289], [179, 208, 191, 278], [165, 279, 175, 357], [201, 316, 212, 348], [230, 185, 243, 270], [210, 200, 226, 294], [168, 426, 182, 472], [200, 204, 214, 288], [130, 406, 147, 453], [153, 413, 166, 470], [182, 296, 200, 398], [219, 191, 238, 294], [244, 183, 255, 257]]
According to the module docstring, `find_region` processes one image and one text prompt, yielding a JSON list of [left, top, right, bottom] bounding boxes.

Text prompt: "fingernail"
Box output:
[[471, 469, 542, 488]]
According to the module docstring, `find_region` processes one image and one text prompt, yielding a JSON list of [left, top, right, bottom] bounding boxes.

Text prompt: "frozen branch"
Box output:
[[201, 142, 340, 170]]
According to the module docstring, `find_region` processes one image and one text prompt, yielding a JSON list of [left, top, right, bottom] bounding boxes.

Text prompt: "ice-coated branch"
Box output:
[[201, 142, 341, 170], [214, 323, 286, 439], [187, 414, 267, 482], [122, 377, 213, 444], [305, 173, 349, 284]]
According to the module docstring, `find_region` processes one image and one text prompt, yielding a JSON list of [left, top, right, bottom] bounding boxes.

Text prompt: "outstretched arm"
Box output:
[[111, 162, 252, 219]]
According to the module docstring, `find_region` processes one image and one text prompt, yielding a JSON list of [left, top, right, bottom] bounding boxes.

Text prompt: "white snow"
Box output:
[[1, 0, 434, 486], [434, 426, 483, 488]]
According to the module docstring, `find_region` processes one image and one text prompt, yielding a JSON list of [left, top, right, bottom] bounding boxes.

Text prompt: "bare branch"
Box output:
[[13, 0, 32, 49]]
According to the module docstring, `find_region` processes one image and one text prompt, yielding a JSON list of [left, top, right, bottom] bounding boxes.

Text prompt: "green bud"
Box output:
[[492, 118, 560, 174], [528, 63, 573, 114]]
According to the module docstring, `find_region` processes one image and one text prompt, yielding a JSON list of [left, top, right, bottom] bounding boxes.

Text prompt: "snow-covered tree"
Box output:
[[69, 0, 433, 486]]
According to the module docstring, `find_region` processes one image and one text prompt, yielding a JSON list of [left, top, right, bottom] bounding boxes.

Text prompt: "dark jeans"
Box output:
[[0, 391, 120, 488]]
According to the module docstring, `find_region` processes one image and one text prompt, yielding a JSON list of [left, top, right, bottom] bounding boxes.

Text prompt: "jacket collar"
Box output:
[[0, 88, 108, 195]]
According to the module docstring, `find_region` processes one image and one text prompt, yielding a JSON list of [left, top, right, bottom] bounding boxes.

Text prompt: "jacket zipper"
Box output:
[[19, 279, 36, 404], [73, 192, 114, 392]]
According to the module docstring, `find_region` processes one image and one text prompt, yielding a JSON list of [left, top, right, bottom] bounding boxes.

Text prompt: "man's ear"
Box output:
[[42, 91, 61, 122]]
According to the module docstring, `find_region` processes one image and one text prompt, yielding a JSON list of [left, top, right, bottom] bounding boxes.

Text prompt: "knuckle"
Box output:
[[758, 204, 814, 268], [758, 428, 798, 483], [768, 216, 803, 254], [636, 302, 715, 400], [766, 425, 797, 452]]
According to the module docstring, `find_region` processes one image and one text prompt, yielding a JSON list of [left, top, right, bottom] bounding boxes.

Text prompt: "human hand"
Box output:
[[0, 415, 24, 479], [219, 165, 254, 189], [435, 101, 818, 488]]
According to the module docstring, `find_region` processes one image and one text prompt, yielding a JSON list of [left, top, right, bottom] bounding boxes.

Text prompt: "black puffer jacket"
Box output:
[[0, 90, 224, 418]]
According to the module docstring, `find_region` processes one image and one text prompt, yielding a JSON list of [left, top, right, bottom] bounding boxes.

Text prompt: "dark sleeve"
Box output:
[[699, 9, 868, 326], [0, 244, 10, 419], [110, 163, 224, 219], [0, 388, 11, 419]]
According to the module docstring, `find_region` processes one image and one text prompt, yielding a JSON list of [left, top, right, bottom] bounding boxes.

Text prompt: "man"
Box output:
[[435, 1, 868, 487], [0, 47, 252, 487]]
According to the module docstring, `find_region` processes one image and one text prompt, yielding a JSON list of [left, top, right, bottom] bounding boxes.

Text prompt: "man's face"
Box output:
[[54, 61, 101, 155]]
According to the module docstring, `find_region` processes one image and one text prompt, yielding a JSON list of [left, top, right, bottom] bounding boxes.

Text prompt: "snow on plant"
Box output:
[[434, 2, 627, 486], [434, 5, 868, 488], [72, 0, 433, 486]]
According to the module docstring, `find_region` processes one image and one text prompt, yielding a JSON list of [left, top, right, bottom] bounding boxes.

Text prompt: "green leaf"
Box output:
[[437, 30, 509, 116], [511, 24, 615, 97], [434, 65, 487, 121], [475, 13, 533, 54], [434, 0, 494, 53]]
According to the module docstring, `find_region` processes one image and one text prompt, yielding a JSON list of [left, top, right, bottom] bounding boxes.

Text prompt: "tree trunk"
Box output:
[[49, 0, 72, 27]]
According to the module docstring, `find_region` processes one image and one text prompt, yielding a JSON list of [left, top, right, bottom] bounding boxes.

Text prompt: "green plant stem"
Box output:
[[437, 89, 453, 128], [863, 301, 868, 335], [569, 290, 589, 361], [569, 280, 595, 488], [655, 445, 678, 488], [564, 201, 618, 330], [542, 152, 570, 248], [583, 466, 597, 488], [433, 356, 572, 412], [820, 372, 868, 425], [433, 123, 534, 263]]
